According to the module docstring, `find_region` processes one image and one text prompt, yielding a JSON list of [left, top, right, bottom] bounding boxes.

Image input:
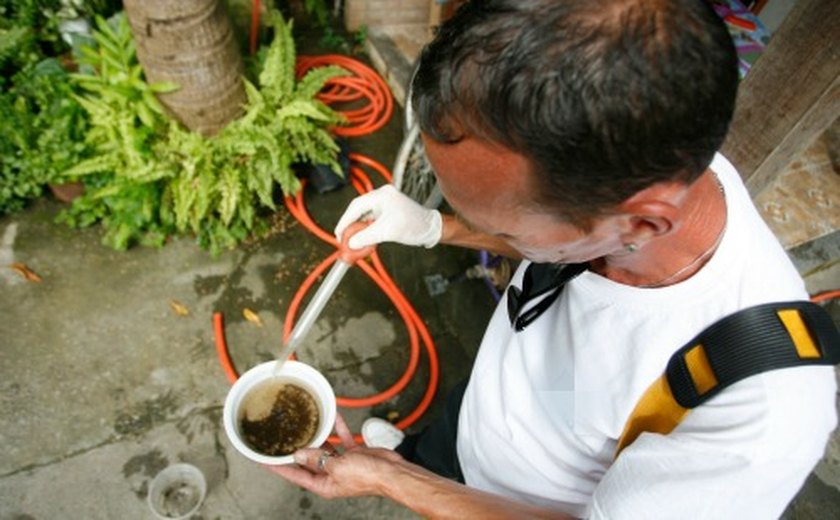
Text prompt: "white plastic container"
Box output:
[[147, 463, 206, 520], [223, 360, 336, 465]]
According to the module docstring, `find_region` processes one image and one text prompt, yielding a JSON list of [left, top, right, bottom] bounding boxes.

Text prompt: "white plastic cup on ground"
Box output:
[[223, 360, 336, 465], [147, 463, 207, 520]]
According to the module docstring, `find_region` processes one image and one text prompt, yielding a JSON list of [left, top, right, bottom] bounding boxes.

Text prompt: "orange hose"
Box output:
[[250, 0, 261, 56], [812, 289, 840, 304], [297, 55, 394, 136], [213, 312, 239, 385]]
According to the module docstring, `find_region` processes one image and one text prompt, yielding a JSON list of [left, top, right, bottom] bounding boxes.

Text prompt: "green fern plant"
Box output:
[[163, 12, 347, 253], [62, 11, 347, 253]]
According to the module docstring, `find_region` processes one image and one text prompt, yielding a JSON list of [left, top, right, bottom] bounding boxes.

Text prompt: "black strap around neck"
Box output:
[[507, 262, 588, 332]]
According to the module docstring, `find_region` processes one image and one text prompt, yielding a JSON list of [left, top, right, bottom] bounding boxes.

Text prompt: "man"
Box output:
[[270, 1, 837, 517]]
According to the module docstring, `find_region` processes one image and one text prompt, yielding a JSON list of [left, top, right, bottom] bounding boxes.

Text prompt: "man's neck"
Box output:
[[594, 169, 727, 288]]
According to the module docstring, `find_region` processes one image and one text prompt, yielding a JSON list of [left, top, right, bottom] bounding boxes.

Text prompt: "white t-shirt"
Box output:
[[456, 154, 837, 519]]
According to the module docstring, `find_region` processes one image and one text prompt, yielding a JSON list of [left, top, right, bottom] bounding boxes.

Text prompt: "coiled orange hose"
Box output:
[[297, 55, 394, 137]]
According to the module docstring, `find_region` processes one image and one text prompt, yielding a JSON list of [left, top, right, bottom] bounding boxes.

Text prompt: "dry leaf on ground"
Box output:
[[169, 300, 190, 316], [8, 263, 42, 282], [243, 308, 263, 327]]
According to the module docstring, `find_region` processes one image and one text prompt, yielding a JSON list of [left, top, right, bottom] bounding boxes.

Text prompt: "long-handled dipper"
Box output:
[[273, 222, 375, 375]]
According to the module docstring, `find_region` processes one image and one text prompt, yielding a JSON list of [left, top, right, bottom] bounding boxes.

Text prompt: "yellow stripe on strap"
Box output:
[[685, 344, 718, 395], [778, 309, 821, 359], [615, 375, 689, 457]]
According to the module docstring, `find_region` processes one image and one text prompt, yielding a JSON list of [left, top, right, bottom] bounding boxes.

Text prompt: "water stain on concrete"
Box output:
[[189, 336, 208, 362], [194, 274, 227, 298], [110, 386, 127, 401], [195, 248, 281, 321], [122, 448, 169, 500], [5, 381, 21, 396], [299, 495, 312, 510], [175, 407, 221, 445], [122, 449, 169, 479], [113, 391, 179, 436]]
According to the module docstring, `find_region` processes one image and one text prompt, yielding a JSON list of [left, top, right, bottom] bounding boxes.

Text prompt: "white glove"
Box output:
[[334, 185, 443, 249]]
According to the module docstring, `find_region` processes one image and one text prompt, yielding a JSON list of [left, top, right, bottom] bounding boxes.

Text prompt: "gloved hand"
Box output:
[[334, 185, 443, 249]]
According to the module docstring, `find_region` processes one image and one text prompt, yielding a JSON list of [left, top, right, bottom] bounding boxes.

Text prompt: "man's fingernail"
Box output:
[[294, 452, 306, 464]]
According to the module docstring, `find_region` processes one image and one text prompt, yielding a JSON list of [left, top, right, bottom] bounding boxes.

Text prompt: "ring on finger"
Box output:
[[317, 450, 336, 472]]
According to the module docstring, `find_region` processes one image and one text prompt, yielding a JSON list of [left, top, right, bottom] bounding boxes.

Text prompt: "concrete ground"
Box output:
[[0, 107, 500, 519], [1, 81, 838, 520]]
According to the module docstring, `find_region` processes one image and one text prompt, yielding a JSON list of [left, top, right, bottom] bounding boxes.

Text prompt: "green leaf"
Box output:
[[142, 89, 165, 115], [136, 102, 156, 128], [259, 13, 296, 101], [295, 65, 348, 100], [217, 168, 240, 226], [149, 81, 180, 94], [78, 44, 101, 62], [64, 156, 115, 177], [276, 99, 333, 122]]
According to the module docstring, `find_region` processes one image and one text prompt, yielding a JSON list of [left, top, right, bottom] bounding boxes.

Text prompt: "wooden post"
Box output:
[[720, 0, 840, 196]]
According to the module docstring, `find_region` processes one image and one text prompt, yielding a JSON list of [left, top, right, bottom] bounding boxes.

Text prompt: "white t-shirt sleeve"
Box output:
[[590, 366, 837, 520]]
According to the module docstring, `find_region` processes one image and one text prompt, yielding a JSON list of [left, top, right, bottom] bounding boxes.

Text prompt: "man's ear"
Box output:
[[615, 184, 685, 246]]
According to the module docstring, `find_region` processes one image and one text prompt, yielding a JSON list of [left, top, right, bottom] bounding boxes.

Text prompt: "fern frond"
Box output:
[[193, 169, 215, 230], [259, 13, 296, 102], [217, 168, 240, 225], [72, 93, 109, 119], [236, 79, 264, 127], [269, 147, 295, 189], [238, 197, 256, 230], [280, 17, 297, 99], [294, 65, 348, 100], [171, 175, 197, 231], [276, 99, 334, 122], [64, 155, 117, 177], [311, 99, 348, 126]]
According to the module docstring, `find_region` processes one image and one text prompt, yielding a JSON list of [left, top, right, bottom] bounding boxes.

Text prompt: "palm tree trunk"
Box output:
[[123, 0, 246, 136]]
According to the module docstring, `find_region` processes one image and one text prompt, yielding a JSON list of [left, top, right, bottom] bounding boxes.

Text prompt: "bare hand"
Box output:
[[265, 414, 404, 499]]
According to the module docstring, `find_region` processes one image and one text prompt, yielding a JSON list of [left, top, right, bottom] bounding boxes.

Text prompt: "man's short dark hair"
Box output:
[[412, 0, 739, 224]]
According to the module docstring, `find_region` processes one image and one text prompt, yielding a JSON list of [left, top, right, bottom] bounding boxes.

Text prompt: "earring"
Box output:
[[625, 243, 639, 253]]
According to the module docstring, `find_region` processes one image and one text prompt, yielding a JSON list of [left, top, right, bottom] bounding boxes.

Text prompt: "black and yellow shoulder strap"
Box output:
[[616, 301, 840, 457]]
